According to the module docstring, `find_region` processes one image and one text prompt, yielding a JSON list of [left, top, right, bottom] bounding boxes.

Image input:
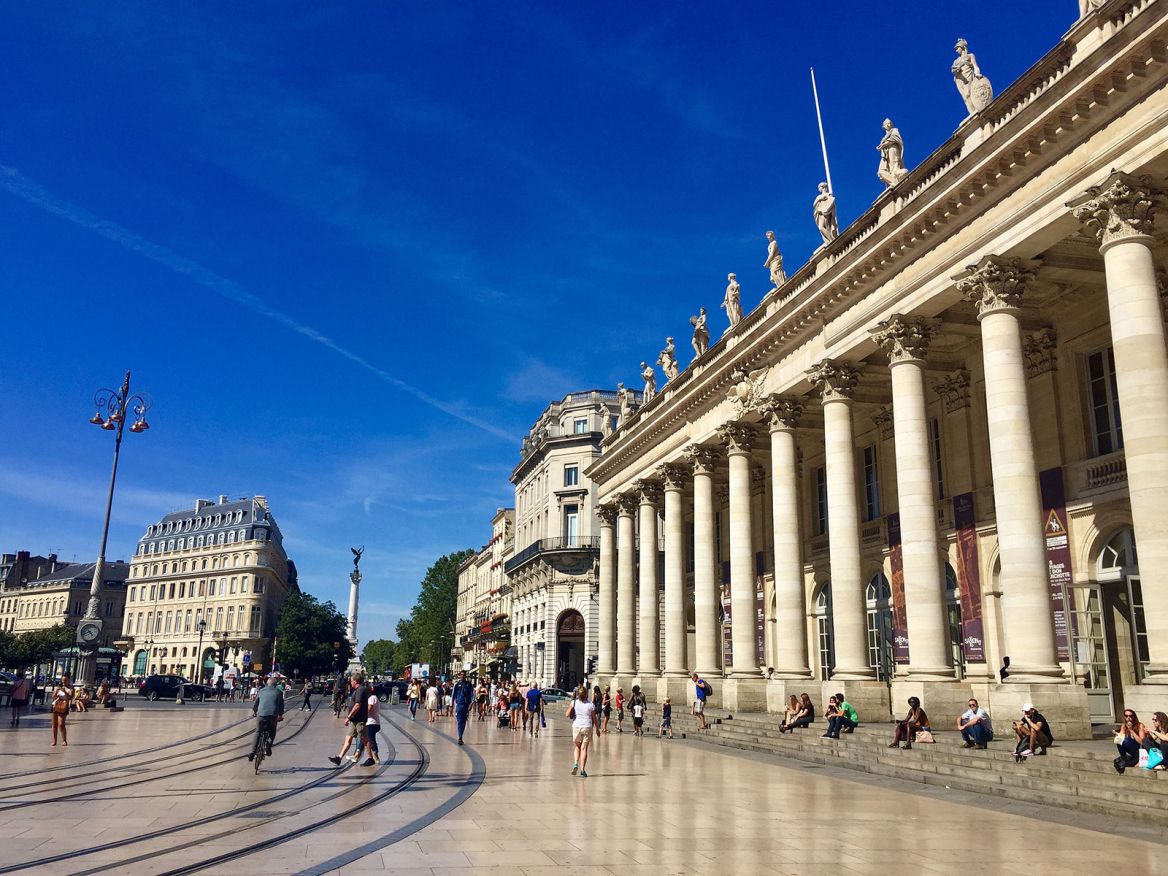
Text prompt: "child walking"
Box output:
[[658, 698, 673, 738]]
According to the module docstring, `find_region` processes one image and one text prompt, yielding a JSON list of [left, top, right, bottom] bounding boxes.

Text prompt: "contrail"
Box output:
[[0, 165, 514, 443]]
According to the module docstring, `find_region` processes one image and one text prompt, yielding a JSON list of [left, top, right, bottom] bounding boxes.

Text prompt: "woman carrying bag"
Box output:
[[51, 674, 74, 747]]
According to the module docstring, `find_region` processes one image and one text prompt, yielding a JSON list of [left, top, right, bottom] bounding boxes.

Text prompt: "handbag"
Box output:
[[540, 712, 547, 729], [51, 695, 70, 715], [1145, 747, 1165, 770], [914, 729, 936, 744]]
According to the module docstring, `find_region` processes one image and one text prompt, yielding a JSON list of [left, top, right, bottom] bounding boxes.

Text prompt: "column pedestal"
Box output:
[[819, 680, 891, 724], [978, 681, 1091, 741], [721, 676, 768, 713], [657, 675, 693, 708]]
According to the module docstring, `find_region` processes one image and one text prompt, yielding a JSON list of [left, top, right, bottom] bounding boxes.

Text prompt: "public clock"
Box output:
[[78, 621, 102, 644]]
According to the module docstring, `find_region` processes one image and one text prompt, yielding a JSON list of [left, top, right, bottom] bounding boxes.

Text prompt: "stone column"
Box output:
[[956, 255, 1062, 681], [720, 422, 760, 677], [761, 396, 812, 678], [807, 359, 873, 680], [1072, 172, 1168, 684], [659, 464, 689, 677], [872, 315, 954, 680], [634, 479, 663, 679], [615, 494, 639, 679], [687, 444, 723, 679], [596, 502, 618, 679]]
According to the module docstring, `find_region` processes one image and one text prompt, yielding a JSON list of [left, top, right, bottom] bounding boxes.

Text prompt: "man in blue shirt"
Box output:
[[691, 672, 709, 730], [525, 682, 544, 737], [452, 670, 476, 746]]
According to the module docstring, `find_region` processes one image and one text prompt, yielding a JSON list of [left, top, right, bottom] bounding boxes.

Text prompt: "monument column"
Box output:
[[634, 478, 663, 680], [615, 494, 639, 682], [659, 463, 690, 679], [761, 396, 812, 679], [596, 502, 618, 679], [807, 359, 874, 681], [956, 256, 1063, 681], [687, 444, 723, 682], [1072, 172, 1168, 687], [872, 315, 954, 680], [720, 422, 760, 677]]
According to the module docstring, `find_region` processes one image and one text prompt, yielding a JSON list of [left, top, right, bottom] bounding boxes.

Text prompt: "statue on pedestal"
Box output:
[[952, 38, 993, 116], [641, 361, 657, 402], [346, 546, 363, 668], [600, 404, 613, 438], [764, 231, 787, 287], [690, 307, 710, 358], [813, 182, 839, 245], [877, 118, 908, 187], [617, 382, 633, 424], [657, 336, 680, 382], [721, 273, 742, 328]]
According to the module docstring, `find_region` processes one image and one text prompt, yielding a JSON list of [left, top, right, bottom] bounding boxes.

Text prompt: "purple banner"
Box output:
[[953, 492, 986, 663], [755, 576, 766, 666], [720, 581, 733, 668], [1039, 468, 1076, 662], [886, 513, 909, 663]]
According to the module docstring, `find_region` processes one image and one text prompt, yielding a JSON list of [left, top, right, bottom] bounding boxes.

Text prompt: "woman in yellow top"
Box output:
[[51, 674, 74, 746]]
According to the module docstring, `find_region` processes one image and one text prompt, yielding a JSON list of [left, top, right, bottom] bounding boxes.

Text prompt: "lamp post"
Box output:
[[76, 371, 151, 687], [195, 617, 207, 683]]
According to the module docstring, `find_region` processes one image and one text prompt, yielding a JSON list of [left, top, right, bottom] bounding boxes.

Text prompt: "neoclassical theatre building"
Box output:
[[590, 1, 1168, 738]]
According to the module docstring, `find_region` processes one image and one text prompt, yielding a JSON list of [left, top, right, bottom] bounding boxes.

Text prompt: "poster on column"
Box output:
[[720, 580, 733, 668], [755, 575, 766, 666], [886, 513, 910, 663], [952, 493, 986, 662], [1039, 467, 1076, 662]]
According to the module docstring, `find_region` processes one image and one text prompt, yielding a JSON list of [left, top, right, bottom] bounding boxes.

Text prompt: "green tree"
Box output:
[[362, 638, 397, 676], [398, 549, 473, 670], [274, 591, 353, 678], [1, 624, 75, 671]]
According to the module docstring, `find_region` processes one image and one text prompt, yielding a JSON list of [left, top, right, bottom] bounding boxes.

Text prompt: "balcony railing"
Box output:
[[504, 536, 601, 574]]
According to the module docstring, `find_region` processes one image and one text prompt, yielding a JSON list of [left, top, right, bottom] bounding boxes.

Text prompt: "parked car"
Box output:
[[540, 687, 572, 702], [0, 671, 15, 700], [137, 674, 215, 701], [373, 680, 407, 703]]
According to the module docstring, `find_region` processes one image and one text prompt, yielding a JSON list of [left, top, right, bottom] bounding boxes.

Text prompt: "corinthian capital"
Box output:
[[615, 493, 639, 516], [657, 462, 690, 490], [596, 502, 619, 526], [1069, 170, 1164, 248], [760, 394, 804, 431], [932, 369, 971, 412], [955, 255, 1034, 318], [806, 358, 861, 403], [632, 478, 664, 505], [719, 421, 757, 454], [685, 443, 723, 475], [870, 314, 939, 364]]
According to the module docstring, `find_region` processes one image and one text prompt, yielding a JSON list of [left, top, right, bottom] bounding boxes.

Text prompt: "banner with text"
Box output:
[[886, 513, 910, 663], [1040, 467, 1076, 661], [952, 492, 986, 663]]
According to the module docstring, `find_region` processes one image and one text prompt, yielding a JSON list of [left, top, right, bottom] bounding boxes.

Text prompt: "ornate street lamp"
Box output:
[[76, 371, 151, 688], [195, 617, 207, 683]]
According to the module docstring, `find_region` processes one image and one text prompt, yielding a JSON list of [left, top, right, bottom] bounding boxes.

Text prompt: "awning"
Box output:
[[502, 646, 518, 659]]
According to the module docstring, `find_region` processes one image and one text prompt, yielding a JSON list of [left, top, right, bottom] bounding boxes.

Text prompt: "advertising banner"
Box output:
[[720, 581, 733, 668], [1040, 467, 1076, 661], [886, 513, 910, 663], [755, 576, 766, 666], [952, 492, 986, 663]]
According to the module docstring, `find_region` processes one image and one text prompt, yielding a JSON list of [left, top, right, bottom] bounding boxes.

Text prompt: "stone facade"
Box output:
[[454, 508, 514, 675], [4, 558, 129, 646], [0, 551, 60, 633], [590, 3, 1168, 737], [124, 495, 296, 680]]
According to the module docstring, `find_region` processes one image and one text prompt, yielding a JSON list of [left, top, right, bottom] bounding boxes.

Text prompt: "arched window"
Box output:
[[865, 572, 893, 680], [944, 562, 965, 678], [814, 583, 833, 680], [1098, 527, 1146, 677]]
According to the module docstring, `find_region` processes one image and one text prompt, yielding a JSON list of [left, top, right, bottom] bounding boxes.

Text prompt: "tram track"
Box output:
[[0, 702, 318, 812]]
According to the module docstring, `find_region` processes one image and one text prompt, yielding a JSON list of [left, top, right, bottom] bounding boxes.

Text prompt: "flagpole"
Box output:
[[810, 67, 833, 193]]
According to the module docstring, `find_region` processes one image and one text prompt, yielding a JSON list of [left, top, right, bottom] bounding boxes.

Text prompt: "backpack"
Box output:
[[701, 680, 714, 697]]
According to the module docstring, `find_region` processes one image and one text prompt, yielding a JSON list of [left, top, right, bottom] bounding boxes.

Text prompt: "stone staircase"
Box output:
[[637, 702, 1167, 823]]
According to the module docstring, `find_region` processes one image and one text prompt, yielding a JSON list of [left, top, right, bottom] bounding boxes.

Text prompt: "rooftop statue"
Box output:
[[722, 273, 743, 329], [690, 307, 710, 358], [599, 404, 614, 438], [764, 231, 787, 288], [617, 382, 633, 424], [657, 336, 680, 382], [877, 118, 908, 187], [813, 182, 839, 246], [952, 38, 993, 116], [1079, 0, 1105, 19], [641, 361, 657, 402]]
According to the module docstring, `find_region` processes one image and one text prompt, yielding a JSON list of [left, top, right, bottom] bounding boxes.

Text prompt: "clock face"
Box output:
[[80, 623, 100, 642]]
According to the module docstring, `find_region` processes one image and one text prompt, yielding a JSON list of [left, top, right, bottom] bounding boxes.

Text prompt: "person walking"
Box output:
[[567, 685, 598, 778], [9, 670, 30, 728], [332, 675, 348, 718], [298, 679, 312, 711], [525, 681, 544, 738], [508, 684, 522, 733], [425, 680, 440, 723], [360, 687, 381, 766], [214, 674, 225, 703], [630, 685, 647, 737], [658, 698, 674, 739], [407, 678, 421, 720], [248, 675, 285, 762], [601, 686, 612, 734], [328, 673, 370, 766], [691, 673, 710, 730], [50, 674, 74, 747], [452, 670, 475, 745]]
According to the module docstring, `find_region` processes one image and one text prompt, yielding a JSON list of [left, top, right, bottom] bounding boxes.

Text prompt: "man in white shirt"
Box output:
[[957, 697, 994, 749]]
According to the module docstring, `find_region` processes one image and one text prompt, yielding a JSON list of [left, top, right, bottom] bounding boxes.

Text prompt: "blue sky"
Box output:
[[0, 2, 1070, 642]]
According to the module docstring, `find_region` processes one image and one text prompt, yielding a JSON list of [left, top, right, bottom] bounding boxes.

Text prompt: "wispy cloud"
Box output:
[[0, 165, 515, 443]]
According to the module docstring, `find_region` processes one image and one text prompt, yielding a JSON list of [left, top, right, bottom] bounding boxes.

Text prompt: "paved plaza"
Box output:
[[0, 699, 1165, 875]]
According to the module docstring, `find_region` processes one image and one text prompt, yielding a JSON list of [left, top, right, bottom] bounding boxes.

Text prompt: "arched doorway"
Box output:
[[1079, 526, 1141, 723], [944, 562, 965, 679], [133, 649, 148, 676], [556, 610, 585, 691], [813, 583, 833, 680], [865, 572, 893, 681]]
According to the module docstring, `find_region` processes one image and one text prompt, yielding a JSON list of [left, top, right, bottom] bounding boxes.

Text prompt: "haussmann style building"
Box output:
[[589, 1, 1168, 739]]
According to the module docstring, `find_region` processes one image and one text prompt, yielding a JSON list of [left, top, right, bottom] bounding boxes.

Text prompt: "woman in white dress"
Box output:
[[425, 681, 440, 724]]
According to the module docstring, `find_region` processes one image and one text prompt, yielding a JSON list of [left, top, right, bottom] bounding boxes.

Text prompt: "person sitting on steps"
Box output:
[[1113, 708, 1147, 774], [779, 692, 815, 733], [957, 698, 994, 749], [889, 696, 928, 750], [824, 692, 859, 739], [1012, 702, 1053, 762]]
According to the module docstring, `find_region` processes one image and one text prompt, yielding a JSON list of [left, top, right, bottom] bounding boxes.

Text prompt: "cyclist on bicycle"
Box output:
[[249, 675, 285, 761]]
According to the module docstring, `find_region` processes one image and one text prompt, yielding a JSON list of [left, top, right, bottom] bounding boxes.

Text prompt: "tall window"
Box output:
[[814, 467, 828, 536], [1087, 347, 1123, 455], [226, 606, 235, 631], [564, 465, 579, 487], [930, 418, 945, 501], [865, 573, 893, 680], [573, 417, 588, 434], [862, 445, 881, 521], [184, 609, 192, 633], [563, 505, 579, 547], [164, 611, 173, 634], [250, 606, 261, 632], [815, 585, 834, 680]]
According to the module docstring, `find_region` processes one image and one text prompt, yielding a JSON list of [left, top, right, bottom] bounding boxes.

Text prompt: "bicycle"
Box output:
[[251, 718, 276, 774]]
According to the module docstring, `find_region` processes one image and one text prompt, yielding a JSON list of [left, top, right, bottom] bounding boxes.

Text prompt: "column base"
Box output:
[[765, 678, 817, 714], [1119, 680, 1168, 718], [657, 676, 692, 708], [999, 663, 1065, 684], [901, 666, 958, 682], [979, 680, 1091, 741], [890, 678, 969, 723], [610, 672, 635, 695], [821, 680, 891, 723], [829, 666, 877, 682], [721, 677, 768, 713]]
